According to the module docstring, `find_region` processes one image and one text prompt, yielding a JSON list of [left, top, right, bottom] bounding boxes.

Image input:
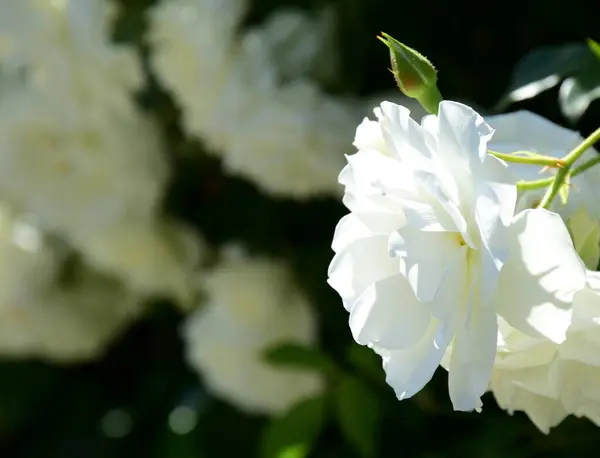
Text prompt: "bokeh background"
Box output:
[[0, 0, 599, 457]]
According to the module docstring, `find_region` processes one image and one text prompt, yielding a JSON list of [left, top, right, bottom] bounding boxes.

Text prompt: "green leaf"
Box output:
[[277, 444, 310, 458], [0, 362, 63, 436], [263, 342, 340, 377], [495, 43, 590, 110], [335, 376, 380, 458], [151, 429, 203, 458], [588, 38, 600, 61], [558, 60, 600, 123], [260, 396, 327, 458], [346, 344, 384, 385]]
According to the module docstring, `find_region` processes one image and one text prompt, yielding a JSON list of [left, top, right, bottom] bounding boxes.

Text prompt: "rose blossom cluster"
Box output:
[[328, 99, 600, 432]]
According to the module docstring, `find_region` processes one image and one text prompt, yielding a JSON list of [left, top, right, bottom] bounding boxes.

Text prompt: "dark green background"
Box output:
[[1, 0, 599, 456]]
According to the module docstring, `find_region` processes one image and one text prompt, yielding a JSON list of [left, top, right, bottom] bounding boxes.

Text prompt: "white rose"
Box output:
[[182, 248, 323, 415], [329, 99, 588, 411], [0, 208, 143, 361], [148, 0, 359, 198]]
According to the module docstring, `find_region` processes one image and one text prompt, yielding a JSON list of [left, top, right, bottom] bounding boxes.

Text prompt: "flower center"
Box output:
[[456, 233, 467, 246]]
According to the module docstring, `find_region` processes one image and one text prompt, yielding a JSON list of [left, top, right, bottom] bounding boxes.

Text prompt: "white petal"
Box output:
[[431, 245, 468, 327], [328, 235, 398, 311], [448, 298, 498, 411], [331, 213, 372, 253], [490, 372, 513, 410], [510, 389, 568, 434], [570, 286, 600, 331], [478, 154, 518, 226], [353, 117, 386, 153], [576, 401, 600, 427], [491, 369, 566, 434], [474, 177, 516, 299], [389, 227, 459, 302], [373, 319, 447, 400], [510, 365, 559, 399], [587, 269, 600, 291], [436, 101, 494, 182], [339, 150, 410, 233], [496, 339, 557, 369], [378, 101, 432, 164], [420, 114, 439, 152], [396, 197, 461, 233], [559, 334, 600, 366], [349, 274, 430, 349], [340, 149, 414, 193], [407, 169, 469, 236], [496, 209, 586, 343], [559, 287, 600, 365]]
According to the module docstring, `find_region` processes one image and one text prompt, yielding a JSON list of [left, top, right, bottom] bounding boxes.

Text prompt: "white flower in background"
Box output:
[[0, 206, 143, 362], [0, 82, 196, 301], [0, 83, 165, 237], [0, 0, 158, 229], [329, 99, 589, 411], [79, 220, 203, 304], [222, 80, 356, 197], [0, 206, 61, 307], [182, 247, 323, 415], [148, 0, 247, 144], [486, 110, 600, 219], [0, 0, 143, 116], [0, 1, 203, 302], [0, 269, 144, 362], [149, 0, 359, 198], [243, 6, 339, 83], [491, 271, 600, 433]]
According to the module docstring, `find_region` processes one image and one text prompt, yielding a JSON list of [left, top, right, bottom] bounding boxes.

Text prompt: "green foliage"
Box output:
[[496, 43, 589, 109], [559, 63, 600, 123], [335, 376, 380, 458], [346, 344, 385, 387], [260, 396, 328, 458], [588, 39, 600, 61], [264, 342, 342, 379], [496, 42, 600, 123]]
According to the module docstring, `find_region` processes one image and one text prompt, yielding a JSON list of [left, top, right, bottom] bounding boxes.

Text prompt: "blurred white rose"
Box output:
[[0, 0, 204, 302], [0, 0, 143, 116], [79, 220, 204, 305], [0, 82, 198, 301], [182, 247, 323, 415], [0, 206, 60, 307], [149, 0, 359, 198], [0, 207, 144, 362]]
